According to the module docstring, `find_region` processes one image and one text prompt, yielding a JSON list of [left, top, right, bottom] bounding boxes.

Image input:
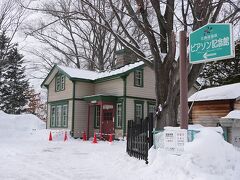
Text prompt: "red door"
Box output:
[[102, 109, 114, 140]]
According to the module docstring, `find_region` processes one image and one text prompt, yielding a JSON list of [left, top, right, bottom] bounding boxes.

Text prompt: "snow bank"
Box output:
[[0, 111, 45, 139], [222, 110, 240, 119], [184, 129, 239, 177], [188, 83, 240, 102], [106, 128, 240, 180]]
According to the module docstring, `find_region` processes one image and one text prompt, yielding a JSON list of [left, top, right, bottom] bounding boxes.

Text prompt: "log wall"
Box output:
[[191, 100, 232, 127]]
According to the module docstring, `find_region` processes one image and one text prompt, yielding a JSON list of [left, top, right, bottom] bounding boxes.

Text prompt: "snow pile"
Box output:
[[0, 113, 240, 179], [106, 129, 240, 180], [0, 111, 45, 139], [184, 129, 239, 178], [188, 83, 240, 102], [222, 110, 240, 119], [188, 124, 223, 134]]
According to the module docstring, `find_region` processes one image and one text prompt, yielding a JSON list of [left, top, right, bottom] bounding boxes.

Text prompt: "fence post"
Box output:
[[149, 113, 154, 148]]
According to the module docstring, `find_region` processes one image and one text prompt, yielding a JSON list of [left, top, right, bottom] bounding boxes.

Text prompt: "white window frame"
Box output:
[[136, 104, 143, 118], [116, 103, 122, 128], [134, 70, 143, 87], [50, 103, 68, 128]]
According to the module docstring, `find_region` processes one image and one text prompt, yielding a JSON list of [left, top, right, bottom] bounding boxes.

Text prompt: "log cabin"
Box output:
[[188, 83, 240, 146]]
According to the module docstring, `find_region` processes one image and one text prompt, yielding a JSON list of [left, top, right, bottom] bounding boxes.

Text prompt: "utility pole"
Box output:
[[179, 31, 189, 129]]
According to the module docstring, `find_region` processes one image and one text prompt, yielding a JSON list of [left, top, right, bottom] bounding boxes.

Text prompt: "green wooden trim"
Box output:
[[70, 78, 93, 83], [41, 64, 57, 87], [134, 69, 144, 87], [71, 81, 75, 136], [55, 73, 65, 92], [134, 100, 144, 122], [49, 100, 69, 105], [49, 101, 69, 128], [115, 100, 123, 129], [94, 75, 122, 83], [121, 76, 127, 135], [83, 95, 118, 102], [48, 98, 73, 103], [125, 96, 155, 101], [46, 86, 49, 129], [147, 101, 156, 116], [94, 105, 100, 129]]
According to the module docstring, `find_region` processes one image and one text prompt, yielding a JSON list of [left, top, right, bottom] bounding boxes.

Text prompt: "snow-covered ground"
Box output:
[[1, 111, 240, 180]]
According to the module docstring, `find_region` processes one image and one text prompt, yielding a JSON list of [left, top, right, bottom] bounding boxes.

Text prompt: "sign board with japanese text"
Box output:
[[189, 23, 235, 64], [163, 129, 187, 154]]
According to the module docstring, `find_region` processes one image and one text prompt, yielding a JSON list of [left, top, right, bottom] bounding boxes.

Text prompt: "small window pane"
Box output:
[[148, 104, 155, 115], [62, 105, 68, 127], [56, 105, 62, 127], [135, 70, 143, 87], [51, 106, 56, 127], [95, 106, 100, 127], [135, 104, 143, 123], [116, 103, 122, 128], [61, 75, 65, 90]]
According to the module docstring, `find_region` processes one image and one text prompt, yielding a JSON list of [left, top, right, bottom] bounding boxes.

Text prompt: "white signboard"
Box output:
[[163, 129, 187, 154]]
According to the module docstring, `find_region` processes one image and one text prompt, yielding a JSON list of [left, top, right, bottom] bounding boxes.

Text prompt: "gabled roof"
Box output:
[[41, 61, 144, 87], [188, 83, 240, 102]]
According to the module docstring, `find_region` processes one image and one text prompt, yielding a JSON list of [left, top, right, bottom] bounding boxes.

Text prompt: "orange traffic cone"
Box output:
[[64, 131, 68, 141], [49, 131, 52, 141], [92, 133, 98, 144], [82, 131, 87, 141], [109, 134, 113, 143]]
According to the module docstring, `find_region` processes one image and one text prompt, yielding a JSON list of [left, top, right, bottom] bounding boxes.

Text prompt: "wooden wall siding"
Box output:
[[88, 107, 95, 138], [234, 99, 240, 110], [125, 98, 150, 132], [68, 100, 73, 131], [191, 100, 231, 127], [73, 101, 88, 138], [46, 100, 73, 130], [126, 98, 135, 122], [75, 82, 94, 98], [47, 105, 51, 128], [126, 66, 155, 99], [44, 68, 58, 85], [48, 77, 73, 102], [94, 79, 124, 96]]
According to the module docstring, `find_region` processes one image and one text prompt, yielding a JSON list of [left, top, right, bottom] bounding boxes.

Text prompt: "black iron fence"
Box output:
[[126, 113, 154, 164]]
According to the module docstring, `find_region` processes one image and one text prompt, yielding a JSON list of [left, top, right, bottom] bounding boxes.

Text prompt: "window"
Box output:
[[134, 69, 143, 87], [62, 105, 68, 127], [56, 105, 62, 127], [95, 105, 100, 128], [51, 106, 56, 127], [116, 103, 122, 128], [135, 101, 144, 124], [50, 103, 68, 128], [148, 103, 155, 116], [55, 74, 65, 91]]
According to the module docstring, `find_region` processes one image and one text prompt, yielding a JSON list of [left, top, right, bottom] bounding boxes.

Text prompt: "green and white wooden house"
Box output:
[[41, 61, 156, 139]]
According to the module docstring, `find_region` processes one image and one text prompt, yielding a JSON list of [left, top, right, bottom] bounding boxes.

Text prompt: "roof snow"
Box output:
[[57, 61, 144, 81], [222, 110, 240, 119], [188, 83, 240, 102]]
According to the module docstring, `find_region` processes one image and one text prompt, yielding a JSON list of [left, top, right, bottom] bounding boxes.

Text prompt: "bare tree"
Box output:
[[76, 0, 239, 128], [0, 0, 28, 85], [24, 0, 127, 71], [0, 0, 27, 43], [22, 0, 240, 128]]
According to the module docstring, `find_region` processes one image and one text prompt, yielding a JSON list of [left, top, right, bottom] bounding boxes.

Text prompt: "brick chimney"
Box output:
[[115, 48, 137, 69]]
